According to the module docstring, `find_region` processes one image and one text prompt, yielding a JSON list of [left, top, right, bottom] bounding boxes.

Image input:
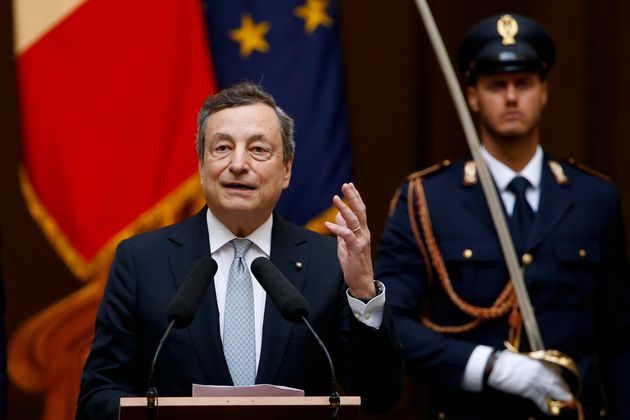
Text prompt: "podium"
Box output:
[[119, 396, 361, 420]]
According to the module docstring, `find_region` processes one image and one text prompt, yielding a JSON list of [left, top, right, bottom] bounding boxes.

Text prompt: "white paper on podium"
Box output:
[[192, 383, 305, 397]]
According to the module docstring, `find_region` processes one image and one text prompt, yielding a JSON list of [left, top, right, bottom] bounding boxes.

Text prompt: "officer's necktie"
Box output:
[[223, 238, 256, 386], [507, 176, 535, 253]]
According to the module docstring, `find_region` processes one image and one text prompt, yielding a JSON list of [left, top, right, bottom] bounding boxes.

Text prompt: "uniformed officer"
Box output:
[[376, 13, 630, 419]]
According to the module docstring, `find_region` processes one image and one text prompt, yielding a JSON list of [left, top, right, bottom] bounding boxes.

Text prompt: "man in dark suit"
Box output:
[[376, 13, 630, 419], [77, 82, 403, 419]]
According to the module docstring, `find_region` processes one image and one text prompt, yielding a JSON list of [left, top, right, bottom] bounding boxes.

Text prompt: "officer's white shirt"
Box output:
[[482, 144, 543, 214], [461, 145, 543, 392]]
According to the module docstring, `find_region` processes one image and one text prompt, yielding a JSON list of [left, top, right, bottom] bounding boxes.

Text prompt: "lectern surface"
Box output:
[[119, 396, 361, 420]]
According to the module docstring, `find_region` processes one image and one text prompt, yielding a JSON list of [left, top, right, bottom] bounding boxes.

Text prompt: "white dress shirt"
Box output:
[[207, 210, 270, 371], [205, 209, 385, 373], [461, 145, 543, 392], [481, 145, 543, 214]]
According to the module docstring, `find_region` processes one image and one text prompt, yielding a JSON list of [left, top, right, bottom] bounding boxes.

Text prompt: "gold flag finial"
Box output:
[[497, 14, 518, 46]]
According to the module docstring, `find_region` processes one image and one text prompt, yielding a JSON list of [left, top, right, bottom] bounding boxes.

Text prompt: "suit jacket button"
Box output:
[[462, 248, 473, 259], [578, 249, 587, 258], [521, 253, 533, 265]]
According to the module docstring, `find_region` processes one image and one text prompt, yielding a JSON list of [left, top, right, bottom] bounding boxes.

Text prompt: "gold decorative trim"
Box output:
[[407, 160, 451, 181], [564, 158, 611, 182], [303, 204, 339, 235], [387, 187, 401, 217], [8, 274, 106, 392], [19, 165, 205, 282], [410, 177, 516, 334]]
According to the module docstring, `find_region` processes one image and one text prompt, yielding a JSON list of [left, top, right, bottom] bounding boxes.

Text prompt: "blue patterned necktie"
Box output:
[[507, 176, 535, 253], [223, 238, 256, 386]]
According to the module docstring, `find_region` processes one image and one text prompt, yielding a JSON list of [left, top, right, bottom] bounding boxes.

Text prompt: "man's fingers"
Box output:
[[341, 182, 367, 224], [332, 194, 361, 233]]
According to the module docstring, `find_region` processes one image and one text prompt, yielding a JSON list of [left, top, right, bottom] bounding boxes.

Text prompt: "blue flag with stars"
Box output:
[[203, 0, 352, 227]]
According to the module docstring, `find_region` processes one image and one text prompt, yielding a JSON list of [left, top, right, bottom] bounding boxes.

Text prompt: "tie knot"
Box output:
[[507, 176, 531, 196], [232, 238, 252, 258]]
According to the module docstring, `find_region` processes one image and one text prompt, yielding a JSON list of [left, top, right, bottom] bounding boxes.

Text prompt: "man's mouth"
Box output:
[[502, 111, 522, 119], [224, 182, 255, 190]]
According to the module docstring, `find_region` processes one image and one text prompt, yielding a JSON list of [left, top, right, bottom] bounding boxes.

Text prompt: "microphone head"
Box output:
[[166, 256, 217, 328], [251, 257, 309, 323]]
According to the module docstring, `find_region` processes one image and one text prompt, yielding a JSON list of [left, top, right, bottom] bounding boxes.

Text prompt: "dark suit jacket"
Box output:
[[376, 158, 630, 419], [77, 209, 403, 419]]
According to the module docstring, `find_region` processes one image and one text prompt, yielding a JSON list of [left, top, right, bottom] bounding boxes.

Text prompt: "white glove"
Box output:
[[486, 350, 573, 414]]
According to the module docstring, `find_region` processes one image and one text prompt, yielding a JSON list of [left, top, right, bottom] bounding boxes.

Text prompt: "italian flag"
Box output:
[[10, 1, 215, 418]]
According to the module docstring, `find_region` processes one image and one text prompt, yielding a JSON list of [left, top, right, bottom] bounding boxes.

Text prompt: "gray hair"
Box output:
[[196, 82, 295, 164]]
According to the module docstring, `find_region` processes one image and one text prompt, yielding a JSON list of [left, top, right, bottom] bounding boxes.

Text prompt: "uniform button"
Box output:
[[438, 412, 446, 420], [364, 312, 371, 320], [462, 249, 473, 259], [521, 253, 533, 265], [579, 249, 587, 258], [354, 313, 360, 320]]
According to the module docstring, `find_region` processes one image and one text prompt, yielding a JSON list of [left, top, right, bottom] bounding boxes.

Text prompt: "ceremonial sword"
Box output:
[[411, 2, 582, 415]]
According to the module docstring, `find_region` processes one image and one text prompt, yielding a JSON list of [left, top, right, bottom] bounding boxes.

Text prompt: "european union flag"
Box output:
[[203, 0, 352, 227]]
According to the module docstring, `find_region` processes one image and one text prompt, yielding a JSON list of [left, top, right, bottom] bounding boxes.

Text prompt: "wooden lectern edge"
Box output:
[[120, 396, 361, 407]]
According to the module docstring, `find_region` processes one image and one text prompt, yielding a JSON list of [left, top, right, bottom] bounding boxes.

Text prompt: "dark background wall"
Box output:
[[2, 1, 629, 418]]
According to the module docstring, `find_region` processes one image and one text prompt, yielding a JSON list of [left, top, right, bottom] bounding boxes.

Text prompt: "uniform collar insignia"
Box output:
[[548, 160, 569, 185], [463, 160, 477, 186]]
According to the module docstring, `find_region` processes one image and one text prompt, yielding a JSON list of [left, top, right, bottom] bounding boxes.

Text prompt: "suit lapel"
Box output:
[[528, 161, 574, 250], [167, 207, 233, 385], [256, 215, 309, 384]]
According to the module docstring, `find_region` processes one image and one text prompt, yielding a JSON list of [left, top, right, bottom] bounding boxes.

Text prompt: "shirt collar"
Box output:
[[481, 145, 543, 191], [206, 209, 273, 257]]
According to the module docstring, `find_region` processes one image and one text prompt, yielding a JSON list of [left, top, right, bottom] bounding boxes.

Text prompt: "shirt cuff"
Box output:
[[346, 281, 385, 330], [461, 344, 494, 392]]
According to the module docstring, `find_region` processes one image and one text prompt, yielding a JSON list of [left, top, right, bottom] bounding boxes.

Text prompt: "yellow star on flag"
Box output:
[[294, 0, 333, 34], [230, 14, 271, 58]]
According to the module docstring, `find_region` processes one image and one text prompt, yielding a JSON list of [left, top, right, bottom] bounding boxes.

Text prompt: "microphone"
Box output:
[[250, 257, 341, 419], [146, 256, 217, 418], [250, 257, 309, 322], [166, 256, 218, 328]]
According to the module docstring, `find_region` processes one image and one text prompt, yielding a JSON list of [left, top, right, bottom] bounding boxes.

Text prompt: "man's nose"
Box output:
[[229, 147, 249, 172], [505, 83, 518, 103]]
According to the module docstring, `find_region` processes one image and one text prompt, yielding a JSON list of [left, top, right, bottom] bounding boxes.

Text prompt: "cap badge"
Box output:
[[497, 14, 518, 46]]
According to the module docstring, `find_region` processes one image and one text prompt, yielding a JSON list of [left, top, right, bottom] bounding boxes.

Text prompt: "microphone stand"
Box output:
[[146, 319, 176, 420], [302, 316, 340, 420]]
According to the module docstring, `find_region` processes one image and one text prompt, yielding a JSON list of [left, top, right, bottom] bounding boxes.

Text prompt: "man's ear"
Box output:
[[466, 86, 480, 112], [540, 80, 549, 109], [283, 158, 293, 189], [198, 158, 204, 187]]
